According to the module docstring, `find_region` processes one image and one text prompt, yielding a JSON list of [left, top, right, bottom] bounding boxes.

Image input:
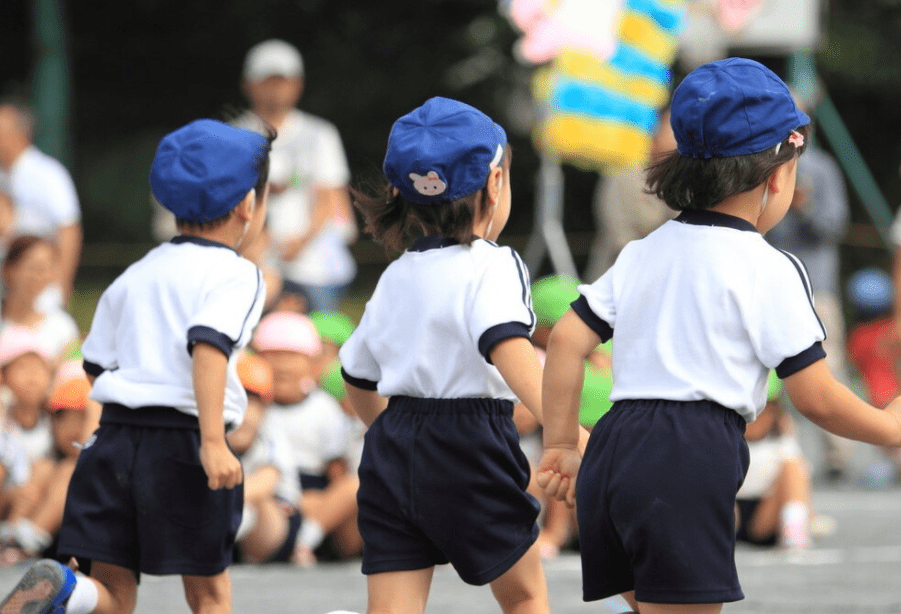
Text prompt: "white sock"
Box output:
[[780, 501, 810, 548], [66, 573, 99, 614], [296, 519, 325, 550], [13, 520, 52, 553]]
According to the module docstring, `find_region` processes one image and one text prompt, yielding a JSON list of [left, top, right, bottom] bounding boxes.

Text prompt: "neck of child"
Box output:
[[709, 184, 768, 229], [11, 403, 39, 429], [253, 106, 291, 131], [180, 224, 244, 250]]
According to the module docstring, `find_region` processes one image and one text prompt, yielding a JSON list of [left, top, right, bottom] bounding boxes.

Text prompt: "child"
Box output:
[[339, 97, 550, 614], [0, 118, 272, 614], [537, 57, 901, 614], [251, 311, 359, 565]]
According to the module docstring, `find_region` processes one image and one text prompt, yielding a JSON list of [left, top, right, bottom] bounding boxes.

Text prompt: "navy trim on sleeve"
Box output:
[[83, 360, 106, 377], [775, 342, 826, 379], [478, 321, 531, 364], [187, 325, 234, 357], [570, 296, 614, 342], [341, 367, 378, 391]]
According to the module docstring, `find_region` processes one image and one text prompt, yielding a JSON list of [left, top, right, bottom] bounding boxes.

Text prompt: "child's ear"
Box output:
[[235, 189, 256, 222], [485, 167, 503, 204]]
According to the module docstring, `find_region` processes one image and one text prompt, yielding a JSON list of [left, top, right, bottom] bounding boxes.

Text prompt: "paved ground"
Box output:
[[1, 418, 900, 613]]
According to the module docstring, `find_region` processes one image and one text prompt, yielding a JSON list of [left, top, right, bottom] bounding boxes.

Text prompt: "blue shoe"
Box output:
[[0, 559, 76, 614]]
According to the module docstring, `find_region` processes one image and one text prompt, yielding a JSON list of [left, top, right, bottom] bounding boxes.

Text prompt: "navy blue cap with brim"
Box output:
[[383, 97, 507, 206], [671, 57, 811, 158], [150, 119, 269, 223]]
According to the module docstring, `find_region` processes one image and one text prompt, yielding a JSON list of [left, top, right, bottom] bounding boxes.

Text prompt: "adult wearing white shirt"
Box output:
[[234, 40, 357, 312], [0, 101, 82, 309]]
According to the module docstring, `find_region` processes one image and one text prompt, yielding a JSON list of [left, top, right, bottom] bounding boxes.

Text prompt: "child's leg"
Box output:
[[488, 543, 549, 614], [748, 458, 810, 545], [237, 497, 290, 564], [86, 561, 139, 614], [182, 570, 232, 614], [29, 457, 77, 537], [366, 568, 433, 614]]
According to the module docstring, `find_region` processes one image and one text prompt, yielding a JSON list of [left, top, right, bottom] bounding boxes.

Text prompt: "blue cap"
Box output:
[[847, 267, 893, 317], [150, 119, 269, 223], [671, 58, 810, 158], [383, 97, 507, 206]]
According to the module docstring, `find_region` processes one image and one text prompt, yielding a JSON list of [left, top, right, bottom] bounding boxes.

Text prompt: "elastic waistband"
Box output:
[[387, 396, 514, 415], [100, 403, 201, 430], [611, 398, 746, 430]]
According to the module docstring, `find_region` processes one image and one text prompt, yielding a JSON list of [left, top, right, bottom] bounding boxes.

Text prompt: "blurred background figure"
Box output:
[[583, 107, 677, 282], [0, 100, 82, 310], [764, 95, 852, 482], [235, 39, 357, 312]]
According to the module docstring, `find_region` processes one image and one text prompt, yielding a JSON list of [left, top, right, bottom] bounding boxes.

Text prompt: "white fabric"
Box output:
[[0, 309, 79, 361], [579, 215, 825, 422], [260, 389, 352, 477], [1, 409, 52, 466], [737, 434, 805, 499], [340, 238, 535, 400], [0, 428, 30, 486], [0, 145, 81, 238], [82, 239, 266, 427], [240, 426, 297, 502], [234, 110, 353, 286]]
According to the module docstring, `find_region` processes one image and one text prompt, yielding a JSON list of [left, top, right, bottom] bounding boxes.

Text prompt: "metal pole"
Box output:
[[524, 151, 579, 279]]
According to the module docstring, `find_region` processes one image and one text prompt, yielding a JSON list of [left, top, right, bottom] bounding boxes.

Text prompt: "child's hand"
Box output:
[[537, 447, 581, 508], [199, 439, 243, 490]]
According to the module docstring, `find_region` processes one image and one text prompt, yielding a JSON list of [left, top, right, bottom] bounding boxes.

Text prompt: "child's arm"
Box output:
[[784, 358, 901, 446], [345, 383, 388, 428], [537, 311, 603, 505], [193, 342, 243, 490]]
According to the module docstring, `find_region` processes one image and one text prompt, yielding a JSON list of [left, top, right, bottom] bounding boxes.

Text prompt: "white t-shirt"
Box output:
[[0, 146, 81, 238], [576, 210, 826, 422], [340, 236, 536, 401], [234, 109, 353, 286], [82, 237, 266, 427]]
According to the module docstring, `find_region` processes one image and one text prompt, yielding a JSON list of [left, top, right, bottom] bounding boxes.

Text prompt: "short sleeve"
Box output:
[[747, 251, 826, 377], [468, 246, 535, 362], [574, 268, 616, 342], [187, 264, 265, 357], [313, 122, 350, 187], [81, 281, 123, 373], [339, 312, 381, 389]]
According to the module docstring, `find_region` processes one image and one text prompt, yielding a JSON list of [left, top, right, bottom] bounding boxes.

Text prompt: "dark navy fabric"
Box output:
[[478, 322, 531, 363], [268, 507, 303, 563], [577, 399, 749, 604], [735, 498, 778, 547], [775, 342, 826, 379], [58, 404, 243, 577], [357, 396, 539, 586], [571, 296, 614, 342], [187, 325, 234, 357], [341, 366, 377, 391]]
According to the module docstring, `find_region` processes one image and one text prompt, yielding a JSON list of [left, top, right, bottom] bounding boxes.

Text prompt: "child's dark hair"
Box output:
[[352, 144, 511, 253], [645, 124, 810, 211], [176, 124, 277, 231]]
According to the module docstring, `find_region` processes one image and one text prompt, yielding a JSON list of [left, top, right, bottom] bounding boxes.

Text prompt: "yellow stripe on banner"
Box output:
[[554, 51, 670, 108], [536, 114, 653, 170], [532, 65, 554, 103], [620, 11, 679, 64]]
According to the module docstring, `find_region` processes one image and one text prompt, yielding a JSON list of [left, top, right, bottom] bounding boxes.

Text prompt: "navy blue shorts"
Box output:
[[357, 396, 539, 586], [58, 404, 243, 577], [577, 399, 749, 604]]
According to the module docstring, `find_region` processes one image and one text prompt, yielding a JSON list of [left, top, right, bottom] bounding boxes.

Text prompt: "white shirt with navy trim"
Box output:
[[340, 236, 535, 401], [81, 236, 266, 427], [575, 210, 826, 422]]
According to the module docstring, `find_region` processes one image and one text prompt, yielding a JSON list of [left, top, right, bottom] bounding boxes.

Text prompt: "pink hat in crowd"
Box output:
[[252, 311, 322, 356], [0, 325, 56, 368]]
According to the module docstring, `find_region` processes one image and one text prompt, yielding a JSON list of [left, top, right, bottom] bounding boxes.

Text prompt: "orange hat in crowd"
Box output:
[[48, 360, 91, 412], [237, 352, 274, 402]]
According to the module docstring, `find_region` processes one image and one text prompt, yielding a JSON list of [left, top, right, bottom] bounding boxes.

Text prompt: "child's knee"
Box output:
[[182, 572, 231, 613]]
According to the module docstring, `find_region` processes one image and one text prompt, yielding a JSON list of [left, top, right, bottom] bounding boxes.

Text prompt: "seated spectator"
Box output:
[[0, 235, 80, 362], [267, 279, 311, 315], [0, 360, 93, 564], [251, 312, 361, 565], [736, 373, 832, 550], [845, 267, 901, 487], [230, 352, 305, 564]]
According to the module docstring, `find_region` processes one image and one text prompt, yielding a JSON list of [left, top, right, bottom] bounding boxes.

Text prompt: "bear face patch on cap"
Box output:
[[383, 97, 506, 206]]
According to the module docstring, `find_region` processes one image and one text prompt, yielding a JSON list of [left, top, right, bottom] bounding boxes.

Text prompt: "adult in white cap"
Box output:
[[234, 39, 357, 312]]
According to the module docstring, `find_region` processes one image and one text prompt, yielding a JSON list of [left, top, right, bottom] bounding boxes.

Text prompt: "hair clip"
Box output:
[[788, 130, 805, 149]]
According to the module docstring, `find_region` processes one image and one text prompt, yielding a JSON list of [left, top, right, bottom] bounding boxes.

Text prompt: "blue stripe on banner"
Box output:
[[552, 78, 659, 132], [609, 45, 671, 84], [626, 0, 686, 32]]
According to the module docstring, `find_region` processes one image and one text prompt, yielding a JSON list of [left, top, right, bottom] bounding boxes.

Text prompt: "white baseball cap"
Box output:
[[243, 39, 304, 81]]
